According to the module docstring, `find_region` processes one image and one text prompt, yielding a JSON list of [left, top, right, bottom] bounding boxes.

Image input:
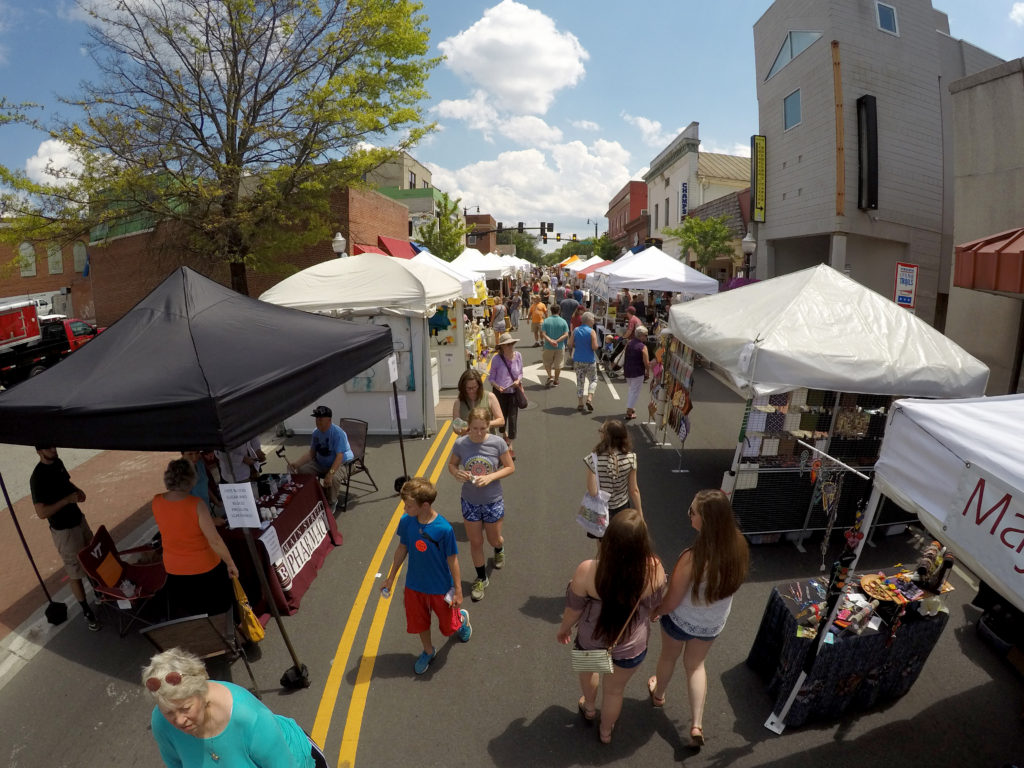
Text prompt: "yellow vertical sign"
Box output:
[[751, 135, 767, 223]]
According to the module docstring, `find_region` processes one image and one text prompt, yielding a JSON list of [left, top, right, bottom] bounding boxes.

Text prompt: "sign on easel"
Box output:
[[220, 482, 261, 529], [894, 262, 918, 309]]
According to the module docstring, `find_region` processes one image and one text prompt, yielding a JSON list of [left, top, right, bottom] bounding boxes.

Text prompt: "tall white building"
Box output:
[[752, 0, 1001, 326]]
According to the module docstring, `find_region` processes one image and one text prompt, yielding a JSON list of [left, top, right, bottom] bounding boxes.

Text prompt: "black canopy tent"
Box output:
[[0, 267, 393, 449], [0, 267, 394, 686]]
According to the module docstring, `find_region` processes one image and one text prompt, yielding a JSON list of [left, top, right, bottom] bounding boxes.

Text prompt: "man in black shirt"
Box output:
[[30, 446, 100, 630]]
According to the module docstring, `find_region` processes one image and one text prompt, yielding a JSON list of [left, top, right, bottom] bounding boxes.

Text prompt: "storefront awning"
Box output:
[[954, 228, 1024, 295], [353, 243, 389, 255], [378, 235, 418, 259]]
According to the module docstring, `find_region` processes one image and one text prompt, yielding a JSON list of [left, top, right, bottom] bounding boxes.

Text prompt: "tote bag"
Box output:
[[576, 454, 610, 537], [232, 577, 265, 643]]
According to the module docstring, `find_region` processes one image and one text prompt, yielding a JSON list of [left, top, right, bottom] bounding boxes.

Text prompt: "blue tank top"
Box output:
[[573, 326, 596, 363]]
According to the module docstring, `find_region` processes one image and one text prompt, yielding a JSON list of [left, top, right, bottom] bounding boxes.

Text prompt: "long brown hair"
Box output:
[[457, 369, 485, 407], [688, 490, 749, 603], [594, 509, 655, 644], [593, 419, 631, 455]]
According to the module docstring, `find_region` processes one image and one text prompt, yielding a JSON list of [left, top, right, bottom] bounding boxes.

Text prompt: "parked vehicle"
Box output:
[[0, 301, 42, 352], [0, 314, 103, 387]]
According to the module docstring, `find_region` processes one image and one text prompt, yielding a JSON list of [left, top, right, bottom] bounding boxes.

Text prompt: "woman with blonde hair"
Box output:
[[647, 489, 749, 748], [556, 509, 666, 744], [143, 647, 328, 766]]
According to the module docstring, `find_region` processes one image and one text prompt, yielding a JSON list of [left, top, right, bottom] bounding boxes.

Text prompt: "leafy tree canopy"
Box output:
[[662, 215, 735, 274], [0, 0, 439, 294], [496, 230, 543, 263], [415, 192, 471, 261]]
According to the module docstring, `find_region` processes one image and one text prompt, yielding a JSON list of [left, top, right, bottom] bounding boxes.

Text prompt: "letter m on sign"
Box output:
[[961, 477, 1012, 534]]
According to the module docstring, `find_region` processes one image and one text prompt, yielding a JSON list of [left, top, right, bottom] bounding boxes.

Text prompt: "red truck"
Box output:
[[0, 305, 103, 388]]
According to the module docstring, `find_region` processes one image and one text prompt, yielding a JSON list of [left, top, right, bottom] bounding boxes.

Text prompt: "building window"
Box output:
[[47, 244, 63, 275], [876, 2, 898, 35], [784, 89, 802, 130], [19, 242, 36, 277], [665, 197, 670, 226], [767, 31, 822, 79], [408, 171, 416, 189], [654, 204, 659, 228], [73, 241, 87, 272], [467, 234, 477, 245]]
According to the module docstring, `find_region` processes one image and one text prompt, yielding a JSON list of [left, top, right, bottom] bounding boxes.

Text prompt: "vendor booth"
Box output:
[[451, 248, 513, 281], [667, 264, 989, 537], [259, 252, 463, 436], [592, 245, 719, 297]]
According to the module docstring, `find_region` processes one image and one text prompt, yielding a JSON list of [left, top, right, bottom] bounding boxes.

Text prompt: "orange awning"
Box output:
[[954, 228, 1024, 295]]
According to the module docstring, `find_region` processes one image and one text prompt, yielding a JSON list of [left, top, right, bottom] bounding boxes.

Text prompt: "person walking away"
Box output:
[[648, 490, 750, 749], [583, 420, 642, 539], [508, 293, 522, 331], [623, 326, 651, 420], [488, 332, 525, 459], [540, 304, 570, 387], [452, 368, 504, 435], [490, 297, 507, 334], [573, 285, 584, 304], [556, 510, 666, 744], [448, 407, 515, 601], [569, 312, 600, 412], [30, 445, 101, 630], [529, 295, 549, 346], [380, 478, 472, 674], [286, 406, 354, 512]]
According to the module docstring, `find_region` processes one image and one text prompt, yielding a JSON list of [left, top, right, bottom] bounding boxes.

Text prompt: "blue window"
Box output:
[[876, 2, 898, 35], [767, 31, 822, 79], [784, 90, 802, 130]]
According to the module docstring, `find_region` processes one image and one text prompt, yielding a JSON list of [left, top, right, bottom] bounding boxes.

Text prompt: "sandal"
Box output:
[[647, 676, 665, 707], [577, 696, 596, 723], [689, 725, 705, 748], [585, 401, 594, 412], [598, 720, 614, 744]]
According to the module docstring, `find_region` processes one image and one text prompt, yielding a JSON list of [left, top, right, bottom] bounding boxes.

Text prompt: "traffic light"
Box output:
[[540, 221, 546, 234], [497, 222, 503, 232], [547, 222, 554, 232], [556, 233, 561, 242], [517, 221, 524, 233], [572, 233, 577, 242], [542, 232, 548, 244]]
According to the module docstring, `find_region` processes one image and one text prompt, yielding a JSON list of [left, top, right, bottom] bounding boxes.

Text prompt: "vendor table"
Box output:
[[221, 475, 342, 618], [745, 577, 948, 728]]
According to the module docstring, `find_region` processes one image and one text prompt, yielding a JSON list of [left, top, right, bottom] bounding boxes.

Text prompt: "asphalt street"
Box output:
[[1, 343, 1022, 767]]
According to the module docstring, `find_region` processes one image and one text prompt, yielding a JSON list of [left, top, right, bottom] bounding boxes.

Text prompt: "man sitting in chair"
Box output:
[[286, 405, 353, 512]]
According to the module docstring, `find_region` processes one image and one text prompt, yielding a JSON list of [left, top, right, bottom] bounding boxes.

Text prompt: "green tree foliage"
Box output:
[[0, 0, 439, 294], [496, 230, 543, 263], [415, 192, 472, 261], [662, 215, 735, 274]]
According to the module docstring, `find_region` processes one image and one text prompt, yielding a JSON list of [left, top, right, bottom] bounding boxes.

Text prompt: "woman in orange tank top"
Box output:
[[153, 459, 239, 621]]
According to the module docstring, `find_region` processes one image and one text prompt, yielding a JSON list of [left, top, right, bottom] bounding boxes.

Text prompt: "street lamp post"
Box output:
[[331, 231, 348, 257], [740, 228, 757, 278]]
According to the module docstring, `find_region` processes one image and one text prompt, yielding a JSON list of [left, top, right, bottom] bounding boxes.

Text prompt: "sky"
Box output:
[[0, 0, 1020, 245]]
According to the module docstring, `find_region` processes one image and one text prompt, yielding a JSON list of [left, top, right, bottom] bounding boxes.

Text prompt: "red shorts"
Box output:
[[404, 588, 461, 636]]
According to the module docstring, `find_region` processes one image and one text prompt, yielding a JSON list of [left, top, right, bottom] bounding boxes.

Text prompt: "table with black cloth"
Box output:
[[745, 576, 948, 728], [220, 475, 343, 619]]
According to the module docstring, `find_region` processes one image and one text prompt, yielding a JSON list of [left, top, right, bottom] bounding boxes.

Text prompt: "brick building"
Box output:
[[685, 188, 753, 282], [605, 181, 649, 255], [0, 238, 96, 321], [465, 214, 497, 254]]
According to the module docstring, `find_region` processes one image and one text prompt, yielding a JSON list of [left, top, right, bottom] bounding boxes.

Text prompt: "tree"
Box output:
[[415, 192, 472, 261], [662, 215, 735, 274], [0, 0, 439, 295], [495, 230, 544, 263]]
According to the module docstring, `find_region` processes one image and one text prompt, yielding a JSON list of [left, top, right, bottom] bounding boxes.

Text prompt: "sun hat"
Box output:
[[495, 332, 520, 347]]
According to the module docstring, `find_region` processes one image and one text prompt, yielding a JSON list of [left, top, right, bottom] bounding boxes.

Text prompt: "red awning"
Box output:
[[577, 260, 612, 277], [353, 243, 389, 256], [378, 235, 417, 259], [954, 228, 1024, 295]]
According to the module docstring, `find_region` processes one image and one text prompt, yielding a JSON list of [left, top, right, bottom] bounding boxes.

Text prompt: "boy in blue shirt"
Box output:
[[381, 477, 472, 674]]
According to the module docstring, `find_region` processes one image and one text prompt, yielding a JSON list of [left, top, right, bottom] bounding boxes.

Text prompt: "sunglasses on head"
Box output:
[[145, 671, 183, 692]]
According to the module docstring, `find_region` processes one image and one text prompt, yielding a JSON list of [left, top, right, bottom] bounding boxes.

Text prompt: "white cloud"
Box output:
[[499, 116, 563, 148], [25, 140, 83, 185], [438, 0, 588, 116], [433, 90, 500, 141], [621, 112, 680, 148], [1011, 2, 1024, 25], [702, 141, 752, 158], [571, 119, 599, 131]]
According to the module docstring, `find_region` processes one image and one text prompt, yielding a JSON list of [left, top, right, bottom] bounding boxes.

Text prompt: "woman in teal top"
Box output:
[[144, 648, 327, 767], [570, 311, 600, 412]]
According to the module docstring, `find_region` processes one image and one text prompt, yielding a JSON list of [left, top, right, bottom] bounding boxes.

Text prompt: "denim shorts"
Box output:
[[461, 497, 505, 524], [660, 614, 717, 643], [612, 647, 648, 669]]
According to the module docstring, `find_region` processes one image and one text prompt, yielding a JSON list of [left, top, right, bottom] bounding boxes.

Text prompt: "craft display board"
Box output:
[[643, 333, 695, 452], [729, 388, 916, 536]]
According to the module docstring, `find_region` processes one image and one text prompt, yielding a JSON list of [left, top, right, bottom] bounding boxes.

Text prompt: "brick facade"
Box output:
[[465, 214, 497, 253], [0, 242, 96, 322]]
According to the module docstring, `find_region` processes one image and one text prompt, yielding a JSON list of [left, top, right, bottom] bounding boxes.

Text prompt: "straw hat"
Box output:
[[495, 332, 520, 347]]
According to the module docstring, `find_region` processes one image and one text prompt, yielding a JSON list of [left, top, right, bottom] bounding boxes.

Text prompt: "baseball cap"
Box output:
[[311, 405, 332, 418]]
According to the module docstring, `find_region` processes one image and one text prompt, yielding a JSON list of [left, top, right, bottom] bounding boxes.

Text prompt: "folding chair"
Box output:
[[140, 614, 259, 697], [338, 417, 378, 510], [77, 525, 167, 637]]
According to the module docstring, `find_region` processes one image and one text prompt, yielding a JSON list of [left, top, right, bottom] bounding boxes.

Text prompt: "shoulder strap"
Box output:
[[609, 588, 645, 651]]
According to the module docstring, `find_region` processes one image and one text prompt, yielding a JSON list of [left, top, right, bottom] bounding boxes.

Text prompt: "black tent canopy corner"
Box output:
[[0, 267, 394, 451]]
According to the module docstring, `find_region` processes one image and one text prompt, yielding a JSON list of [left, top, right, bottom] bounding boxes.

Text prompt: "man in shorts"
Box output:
[[540, 303, 570, 387], [31, 446, 100, 630], [380, 478, 472, 675], [529, 294, 548, 346]]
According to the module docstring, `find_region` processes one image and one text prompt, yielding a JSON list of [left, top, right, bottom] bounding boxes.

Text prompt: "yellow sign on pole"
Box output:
[[751, 135, 767, 223]]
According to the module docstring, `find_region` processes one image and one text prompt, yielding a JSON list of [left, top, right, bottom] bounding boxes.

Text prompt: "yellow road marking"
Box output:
[[336, 432, 457, 767], [310, 421, 452, 748]]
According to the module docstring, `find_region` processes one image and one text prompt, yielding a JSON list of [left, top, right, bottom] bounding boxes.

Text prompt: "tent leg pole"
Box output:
[[393, 382, 410, 491]]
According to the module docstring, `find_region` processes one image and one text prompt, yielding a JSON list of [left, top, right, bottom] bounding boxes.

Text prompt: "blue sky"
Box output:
[[0, 0, 1020, 242]]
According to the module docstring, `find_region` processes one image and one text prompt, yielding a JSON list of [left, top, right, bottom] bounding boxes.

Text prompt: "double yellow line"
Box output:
[[311, 420, 458, 767]]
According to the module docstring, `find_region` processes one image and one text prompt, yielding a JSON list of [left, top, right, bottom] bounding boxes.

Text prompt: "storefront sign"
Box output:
[[751, 135, 767, 223], [894, 262, 918, 309], [680, 182, 688, 219]]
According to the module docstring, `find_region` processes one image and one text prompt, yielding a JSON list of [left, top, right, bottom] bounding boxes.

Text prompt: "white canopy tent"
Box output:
[[567, 255, 605, 273], [260, 252, 463, 435], [411, 250, 483, 299], [668, 264, 989, 398], [451, 249, 512, 280], [874, 395, 1024, 613], [592, 245, 719, 297]]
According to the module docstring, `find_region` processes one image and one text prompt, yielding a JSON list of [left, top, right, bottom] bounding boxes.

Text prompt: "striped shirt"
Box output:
[[583, 451, 637, 510]]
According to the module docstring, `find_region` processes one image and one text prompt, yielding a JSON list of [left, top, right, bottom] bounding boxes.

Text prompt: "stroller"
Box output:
[[598, 325, 625, 377]]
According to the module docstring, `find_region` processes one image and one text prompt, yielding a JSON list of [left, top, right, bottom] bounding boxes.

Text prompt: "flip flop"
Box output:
[[647, 676, 665, 707], [577, 696, 596, 723]]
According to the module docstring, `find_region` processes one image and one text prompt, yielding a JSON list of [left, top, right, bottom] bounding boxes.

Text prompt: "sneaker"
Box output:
[[457, 609, 472, 642], [414, 647, 436, 675], [494, 550, 506, 569], [83, 612, 101, 632], [471, 576, 489, 601]]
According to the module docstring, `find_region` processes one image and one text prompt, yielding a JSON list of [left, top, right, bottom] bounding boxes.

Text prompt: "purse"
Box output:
[[498, 352, 528, 409], [570, 593, 644, 675], [576, 454, 610, 537], [232, 577, 265, 643]]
